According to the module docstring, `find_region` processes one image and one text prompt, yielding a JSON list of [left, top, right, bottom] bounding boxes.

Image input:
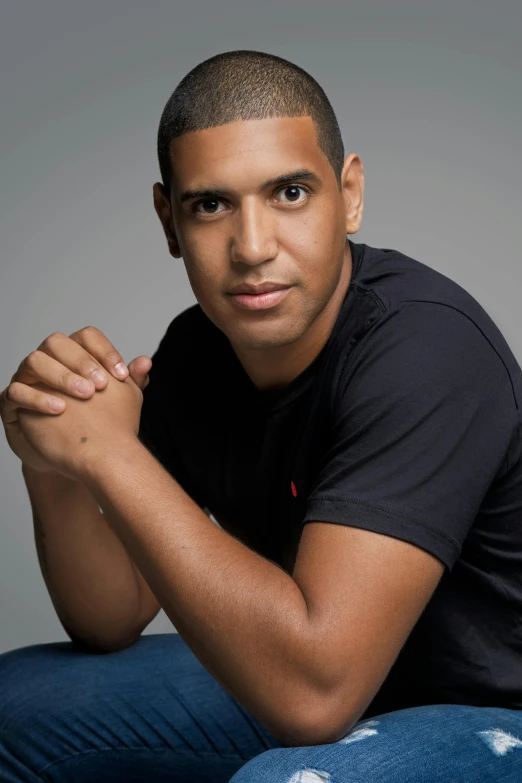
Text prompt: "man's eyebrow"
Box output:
[[178, 169, 322, 204]]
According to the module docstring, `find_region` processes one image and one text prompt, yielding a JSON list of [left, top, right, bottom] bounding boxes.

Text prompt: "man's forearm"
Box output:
[[82, 439, 332, 745], [22, 463, 146, 651]]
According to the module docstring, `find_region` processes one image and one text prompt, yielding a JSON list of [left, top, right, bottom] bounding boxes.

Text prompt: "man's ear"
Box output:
[[153, 182, 182, 258], [341, 153, 364, 235]]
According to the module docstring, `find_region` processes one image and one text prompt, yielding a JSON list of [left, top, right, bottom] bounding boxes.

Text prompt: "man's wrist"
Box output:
[[21, 461, 79, 487], [81, 436, 147, 489]]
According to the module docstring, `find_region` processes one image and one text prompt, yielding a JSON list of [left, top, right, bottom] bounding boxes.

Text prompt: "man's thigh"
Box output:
[[229, 703, 522, 783], [0, 632, 282, 782]]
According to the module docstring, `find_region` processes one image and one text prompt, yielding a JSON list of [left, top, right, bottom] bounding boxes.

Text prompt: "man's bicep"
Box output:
[[291, 520, 445, 732]]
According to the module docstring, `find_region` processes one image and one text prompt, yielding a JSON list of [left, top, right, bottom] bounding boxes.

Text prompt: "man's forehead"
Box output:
[[169, 115, 326, 193], [171, 114, 318, 151]]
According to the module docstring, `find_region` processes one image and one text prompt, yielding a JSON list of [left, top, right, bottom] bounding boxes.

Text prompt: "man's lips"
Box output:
[[228, 286, 293, 310], [227, 281, 292, 295]]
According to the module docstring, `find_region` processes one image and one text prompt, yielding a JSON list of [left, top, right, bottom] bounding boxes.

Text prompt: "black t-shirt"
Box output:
[[138, 239, 522, 719]]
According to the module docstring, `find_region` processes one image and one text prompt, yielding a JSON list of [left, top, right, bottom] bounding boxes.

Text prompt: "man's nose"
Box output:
[[230, 199, 278, 265]]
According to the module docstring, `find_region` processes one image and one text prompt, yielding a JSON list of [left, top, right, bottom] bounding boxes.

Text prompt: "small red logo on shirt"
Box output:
[[290, 481, 297, 497]]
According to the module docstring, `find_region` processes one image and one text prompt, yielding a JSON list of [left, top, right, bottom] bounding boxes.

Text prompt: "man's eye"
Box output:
[[190, 185, 309, 215], [276, 185, 309, 204], [191, 199, 224, 215]]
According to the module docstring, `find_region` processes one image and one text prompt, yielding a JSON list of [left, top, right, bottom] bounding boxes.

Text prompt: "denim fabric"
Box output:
[[1, 632, 521, 782]]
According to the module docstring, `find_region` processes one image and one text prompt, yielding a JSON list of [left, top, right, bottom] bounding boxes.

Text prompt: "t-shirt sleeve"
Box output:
[[138, 321, 208, 511], [302, 302, 517, 572]]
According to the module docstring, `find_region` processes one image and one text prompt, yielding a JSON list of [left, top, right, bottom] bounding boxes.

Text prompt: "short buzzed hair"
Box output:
[[157, 49, 345, 195]]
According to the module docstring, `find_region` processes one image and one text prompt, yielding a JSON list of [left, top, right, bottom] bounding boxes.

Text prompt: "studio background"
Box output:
[[1, 0, 520, 653]]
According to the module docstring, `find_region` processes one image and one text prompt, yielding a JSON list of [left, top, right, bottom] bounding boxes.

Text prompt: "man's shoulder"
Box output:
[[353, 241, 483, 317], [148, 302, 225, 383], [354, 242, 515, 360], [163, 301, 209, 340], [159, 302, 220, 353], [345, 241, 522, 405]]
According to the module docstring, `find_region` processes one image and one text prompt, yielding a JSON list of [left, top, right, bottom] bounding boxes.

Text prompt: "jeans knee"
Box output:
[[228, 747, 335, 783]]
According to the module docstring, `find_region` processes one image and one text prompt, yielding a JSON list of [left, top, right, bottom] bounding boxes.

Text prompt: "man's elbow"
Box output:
[[63, 624, 141, 654], [290, 708, 357, 747], [270, 689, 357, 747]]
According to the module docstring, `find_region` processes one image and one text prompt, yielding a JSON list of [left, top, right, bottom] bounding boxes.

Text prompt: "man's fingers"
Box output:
[[14, 349, 101, 399], [127, 356, 152, 390], [1, 381, 66, 421], [1, 327, 136, 428], [67, 326, 129, 381]]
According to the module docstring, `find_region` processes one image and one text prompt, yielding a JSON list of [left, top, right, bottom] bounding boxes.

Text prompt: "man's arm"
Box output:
[[22, 462, 160, 652], [82, 439, 444, 747]]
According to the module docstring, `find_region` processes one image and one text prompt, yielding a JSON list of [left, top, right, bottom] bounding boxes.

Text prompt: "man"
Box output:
[[1, 49, 521, 781]]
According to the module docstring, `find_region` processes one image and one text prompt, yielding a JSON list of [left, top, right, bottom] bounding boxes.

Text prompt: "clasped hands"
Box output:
[[0, 326, 152, 482]]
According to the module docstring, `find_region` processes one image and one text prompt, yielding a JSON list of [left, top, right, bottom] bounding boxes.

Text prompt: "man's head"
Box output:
[[153, 50, 364, 384]]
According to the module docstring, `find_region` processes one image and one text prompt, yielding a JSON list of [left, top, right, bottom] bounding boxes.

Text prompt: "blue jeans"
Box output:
[[1, 632, 522, 781]]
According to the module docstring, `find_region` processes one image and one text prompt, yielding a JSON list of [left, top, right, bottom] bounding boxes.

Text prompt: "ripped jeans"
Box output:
[[1, 633, 522, 782]]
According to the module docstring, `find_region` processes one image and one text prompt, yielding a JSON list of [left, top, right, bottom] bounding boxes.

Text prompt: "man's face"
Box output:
[[154, 115, 363, 354]]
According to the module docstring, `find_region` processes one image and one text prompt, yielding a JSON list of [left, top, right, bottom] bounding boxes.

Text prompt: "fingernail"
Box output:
[[114, 362, 127, 377], [75, 379, 92, 393], [91, 370, 106, 384]]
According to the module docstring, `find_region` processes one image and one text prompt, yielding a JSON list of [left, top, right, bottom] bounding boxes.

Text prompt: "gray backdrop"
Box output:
[[1, 0, 520, 653]]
